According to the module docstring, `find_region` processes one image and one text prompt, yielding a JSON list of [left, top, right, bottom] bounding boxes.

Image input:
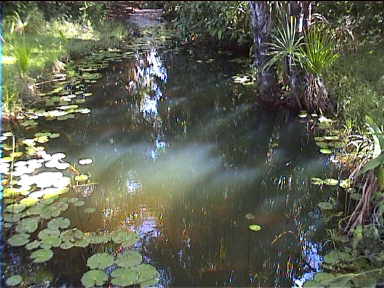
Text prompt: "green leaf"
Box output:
[[111, 230, 139, 246], [111, 268, 139, 286], [26, 240, 41, 250], [75, 174, 88, 182], [358, 152, 384, 175], [6, 275, 23, 286], [115, 251, 142, 268], [248, 224, 262, 232], [81, 270, 108, 288], [84, 207, 96, 214], [15, 217, 39, 233], [30, 249, 54, 263], [47, 217, 70, 230], [323, 178, 339, 186], [87, 253, 114, 270], [134, 264, 160, 284], [89, 233, 111, 244], [38, 228, 60, 240], [8, 233, 30, 247], [318, 202, 333, 210]]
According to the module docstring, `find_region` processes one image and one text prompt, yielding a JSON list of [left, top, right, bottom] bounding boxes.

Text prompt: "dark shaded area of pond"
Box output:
[[4, 33, 334, 287]]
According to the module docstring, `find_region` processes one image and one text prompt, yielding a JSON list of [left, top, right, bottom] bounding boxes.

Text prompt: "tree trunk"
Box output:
[[249, 1, 277, 98], [287, 1, 313, 110]]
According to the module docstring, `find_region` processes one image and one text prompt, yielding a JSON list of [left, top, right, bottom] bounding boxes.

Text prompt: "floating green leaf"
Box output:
[[26, 240, 41, 250], [30, 249, 53, 263], [249, 225, 262, 232], [47, 217, 70, 230], [87, 253, 114, 270], [116, 251, 142, 268], [134, 264, 160, 285], [15, 217, 39, 233], [3, 213, 21, 223], [73, 200, 85, 207], [111, 230, 139, 246], [311, 178, 324, 185], [60, 241, 74, 250], [41, 235, 61, 248], [89, 233, 111, 244], [38, 228, 60, 240], [318, 202, 334, 210], [320, 148, 332, 154], [81, 270, 108, 288], [75, 174, 88, 182], [323, 178, 339, 186], [111, 268, 138, 286], [84, 207, 96, 214], [74, 237, 90, 248], [6, 275, 23, 286], [61, 228, 84, 242], [6, 203, 27, 214], [8, 233, 30, 247]]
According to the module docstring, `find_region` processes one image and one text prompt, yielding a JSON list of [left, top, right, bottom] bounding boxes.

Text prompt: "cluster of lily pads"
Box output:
[[2, 48, 161, 287], [81, 248, 159, 287]]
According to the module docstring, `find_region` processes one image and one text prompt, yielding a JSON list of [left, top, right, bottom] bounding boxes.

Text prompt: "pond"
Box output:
[[2, 22, 334, 287]]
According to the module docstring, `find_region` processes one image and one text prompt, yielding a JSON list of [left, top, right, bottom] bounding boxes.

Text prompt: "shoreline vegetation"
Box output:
[[2, 1, 384, 287]]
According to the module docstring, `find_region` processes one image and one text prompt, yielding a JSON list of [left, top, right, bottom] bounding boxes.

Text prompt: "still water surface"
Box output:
[[5, 27, 333, 287]]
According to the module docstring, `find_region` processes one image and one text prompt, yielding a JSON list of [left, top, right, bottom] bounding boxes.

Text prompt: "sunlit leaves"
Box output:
[[30, 248, 54, 263], [87, 253, 114, 270]]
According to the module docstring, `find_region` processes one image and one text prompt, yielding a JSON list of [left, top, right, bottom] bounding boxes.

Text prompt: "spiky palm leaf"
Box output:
[[263, 16, 304, 72], [299, 24, 340, 75]]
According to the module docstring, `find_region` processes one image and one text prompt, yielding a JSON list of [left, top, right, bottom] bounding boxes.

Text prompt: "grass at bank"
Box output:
[[2, 9, 132, 117]]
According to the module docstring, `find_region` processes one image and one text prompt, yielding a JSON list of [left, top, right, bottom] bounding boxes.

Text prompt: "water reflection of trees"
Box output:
[[104, 51, 328, 286], [44, 49, 328, 286]]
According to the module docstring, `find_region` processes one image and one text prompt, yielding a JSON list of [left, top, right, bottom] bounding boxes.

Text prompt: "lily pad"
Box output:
[[3, 213, 21, 223], [81, 270, 108, 288], [47, 217, 70, 230], [87, 253, 114, 270], [318, 202, 334, 210], [84, 207, 96, 214], [73, 200, 85, 207], [75, 175, 88, 182], [30, 248, 53, 263], [15, 217, 40, 233], [116, 250, 142, 268], [38, 228, 60, 240], [89, 232, 111, 244], [323, 178, 339, 186], [111, 230, 139, 246], [6, 275, 23, 286], [311, 178, 324, 185], [26, 240, 41, 250], [134, 264, 160, 285], [61, 228, 84, 242], [320, 148, 332, 154], [60, 241, 74, 250], [6, 203, 27, 214], [41, 235, 61, 248], [8, 233, 30, 247], [249, 224, 262, 232], [111, 268, 138, 286], [74, 237, 90, 248]]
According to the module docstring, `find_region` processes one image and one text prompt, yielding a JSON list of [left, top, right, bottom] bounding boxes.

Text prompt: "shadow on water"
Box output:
[[10, 35, 333, 287]]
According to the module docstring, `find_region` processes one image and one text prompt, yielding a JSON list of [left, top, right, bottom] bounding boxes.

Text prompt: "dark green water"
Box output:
[[4, 35, 333, 287]]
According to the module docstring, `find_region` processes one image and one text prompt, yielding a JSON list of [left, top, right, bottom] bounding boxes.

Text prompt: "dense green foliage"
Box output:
[[2, 2, 131, 115], [164, 1, 251, 47]]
